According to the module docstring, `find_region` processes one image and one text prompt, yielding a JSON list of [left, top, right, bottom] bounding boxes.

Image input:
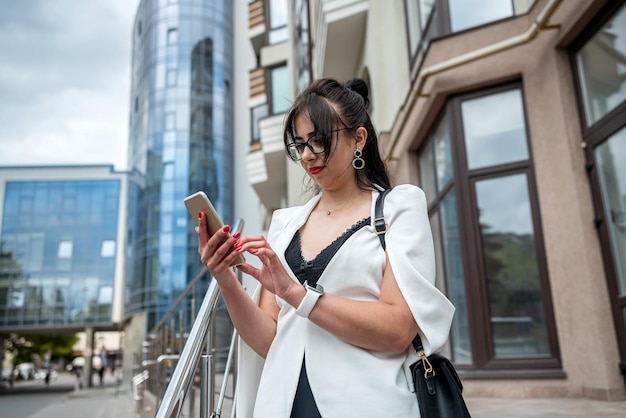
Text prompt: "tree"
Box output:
[[4, 333, 79, 379]]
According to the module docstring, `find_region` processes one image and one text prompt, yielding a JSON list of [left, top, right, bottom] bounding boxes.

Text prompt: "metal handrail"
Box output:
[[155, 278, 222, 418], [132, 370, 150, 401]]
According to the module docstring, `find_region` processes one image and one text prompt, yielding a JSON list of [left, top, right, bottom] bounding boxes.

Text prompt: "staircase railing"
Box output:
[[133, 220, 244, 418]]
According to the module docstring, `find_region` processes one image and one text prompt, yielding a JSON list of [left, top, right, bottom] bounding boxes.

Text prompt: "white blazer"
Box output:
[[237, 185, 455, 418]]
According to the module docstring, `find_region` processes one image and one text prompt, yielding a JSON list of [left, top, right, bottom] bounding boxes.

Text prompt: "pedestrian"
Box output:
[[196, 78, 455, 417]]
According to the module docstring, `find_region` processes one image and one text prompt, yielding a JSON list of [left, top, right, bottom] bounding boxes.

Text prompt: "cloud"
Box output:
[[0, 0, 139, 170]]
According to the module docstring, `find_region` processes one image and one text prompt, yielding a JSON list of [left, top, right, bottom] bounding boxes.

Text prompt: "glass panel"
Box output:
[[419, 0, 436, 29], [271, 65, 290, 114], [251, 103, 269, 142], [419, 139, 436, 203], [475, 174, 549, 358], [576, 3, 626, 126], [167, 28, 178, 44], [441, 188, 472, 364], [449, 0, 513, 32], [595, 126, 626, 296], [57, 241, 73, 259], [101, 240, 116, 258], [434, 112, 453, 189], [293, 0, 312, 93], [269, 0, 288, 44], [462, 89, 529, 170], [405, 0, 421, 57]]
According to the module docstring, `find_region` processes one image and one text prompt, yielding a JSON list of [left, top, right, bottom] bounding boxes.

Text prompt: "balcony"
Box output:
[[314, 0, 369, 80], [248, 0, 266, 56], [246, 113, 287, 212]]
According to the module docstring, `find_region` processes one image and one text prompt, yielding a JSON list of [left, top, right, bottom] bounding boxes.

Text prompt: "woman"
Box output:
[[197, 78, 454, 417]]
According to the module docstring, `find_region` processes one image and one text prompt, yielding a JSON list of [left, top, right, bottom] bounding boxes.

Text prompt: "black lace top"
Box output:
[[285, 216, 371, 285], [285, 216, 371, 418]]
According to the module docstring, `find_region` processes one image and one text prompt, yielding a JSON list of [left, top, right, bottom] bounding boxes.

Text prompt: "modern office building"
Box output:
[[245, 0, 625, 401], [124, 0, 236, 331], [0, 165, 129, 369]]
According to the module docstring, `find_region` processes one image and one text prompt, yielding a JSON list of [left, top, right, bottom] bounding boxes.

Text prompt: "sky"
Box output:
[[0, 0, 140, 171]]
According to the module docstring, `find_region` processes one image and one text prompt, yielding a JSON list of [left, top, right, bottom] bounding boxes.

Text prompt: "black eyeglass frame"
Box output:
[[286, 127, 352, 161]]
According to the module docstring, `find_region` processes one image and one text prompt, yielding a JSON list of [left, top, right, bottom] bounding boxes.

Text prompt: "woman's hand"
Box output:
[[195, 212, 280, 358], [235, 236, 302, 304], [196, 212, 241, 288]]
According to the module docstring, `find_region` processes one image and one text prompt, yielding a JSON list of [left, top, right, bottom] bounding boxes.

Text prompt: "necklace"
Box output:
[[321, 199, 351, 215]]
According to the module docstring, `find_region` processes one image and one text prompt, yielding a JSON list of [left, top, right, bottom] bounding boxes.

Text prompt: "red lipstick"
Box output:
[[309, 166, 323, 175]]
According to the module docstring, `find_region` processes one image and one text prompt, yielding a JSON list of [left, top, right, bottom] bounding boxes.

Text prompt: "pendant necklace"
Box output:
[[323, 199, 351, 215]]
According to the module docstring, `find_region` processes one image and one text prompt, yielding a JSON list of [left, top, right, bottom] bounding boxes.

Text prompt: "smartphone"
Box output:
[[184, 191, 245, 266]]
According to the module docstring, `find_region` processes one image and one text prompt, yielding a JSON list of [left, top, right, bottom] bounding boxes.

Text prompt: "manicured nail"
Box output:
[[222, 225, 230, 233], [198, 211, 203, 219], [250, 249, 258, 254], [232, 231, 241, 239]]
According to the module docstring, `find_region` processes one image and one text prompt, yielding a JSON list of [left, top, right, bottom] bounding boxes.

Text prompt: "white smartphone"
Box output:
[[184, 191, 245, 266]]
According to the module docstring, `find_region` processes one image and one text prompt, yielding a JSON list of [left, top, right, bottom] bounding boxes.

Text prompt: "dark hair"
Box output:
[[283, 78, 391, 190]]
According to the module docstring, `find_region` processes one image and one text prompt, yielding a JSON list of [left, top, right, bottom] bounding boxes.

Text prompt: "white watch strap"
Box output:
[[295, 283, 323, 318]]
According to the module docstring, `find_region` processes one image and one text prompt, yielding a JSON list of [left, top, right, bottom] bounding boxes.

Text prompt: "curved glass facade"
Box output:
[[125, 0, 234, 328]]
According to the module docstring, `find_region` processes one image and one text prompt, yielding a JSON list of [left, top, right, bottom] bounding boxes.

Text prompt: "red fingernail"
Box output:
[[232, 231, 241, 239], [250, 249, 258, 254], [222, 225, 230, 233]]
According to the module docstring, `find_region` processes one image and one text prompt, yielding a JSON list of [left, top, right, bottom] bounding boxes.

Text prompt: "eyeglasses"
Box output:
[[286, 127, 351, 161]]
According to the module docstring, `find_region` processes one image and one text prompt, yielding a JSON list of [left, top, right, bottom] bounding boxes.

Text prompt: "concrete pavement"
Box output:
[[1, 371, 135, 418], [2, 372, 625, 417]]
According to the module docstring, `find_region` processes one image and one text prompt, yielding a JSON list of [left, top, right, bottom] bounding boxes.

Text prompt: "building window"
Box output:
[[404, 0, 535, 74], [418, 83, 559, 372], [293, 0, 312, 94], [167, 70, 177, 87], [571, 0, 626, 369], [575, 2, 626, 127], [57, 241, 73, 259], [101, 240, 116, 258], [165, 112, 176, 131], [250, 103, 269, 144], [269, 64, 290, 114], [167, 28, 178, 44], [268, 0, 288, 44], [449, 0, 513, 32]]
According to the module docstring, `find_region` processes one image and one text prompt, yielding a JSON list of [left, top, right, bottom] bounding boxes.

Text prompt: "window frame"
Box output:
[[420, 82, 562, 376], [569, 0, 626, 369], [266, 63, 289, 115]]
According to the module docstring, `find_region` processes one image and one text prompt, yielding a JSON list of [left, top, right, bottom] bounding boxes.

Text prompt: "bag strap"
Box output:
[[375, 188, 425, 353]]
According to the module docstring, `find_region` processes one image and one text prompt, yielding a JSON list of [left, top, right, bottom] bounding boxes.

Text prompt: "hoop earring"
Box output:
[[352, 147, 365, 170]]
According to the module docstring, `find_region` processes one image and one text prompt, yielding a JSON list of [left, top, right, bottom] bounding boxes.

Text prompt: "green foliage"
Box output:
[[4, 333, 79, 366]]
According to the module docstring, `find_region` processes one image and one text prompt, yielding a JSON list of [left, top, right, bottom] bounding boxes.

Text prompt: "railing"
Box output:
[[132, 220, 244, 418]]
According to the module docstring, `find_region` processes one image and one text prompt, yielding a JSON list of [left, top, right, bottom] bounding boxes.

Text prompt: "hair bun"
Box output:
[[345, 79, 370, 109]]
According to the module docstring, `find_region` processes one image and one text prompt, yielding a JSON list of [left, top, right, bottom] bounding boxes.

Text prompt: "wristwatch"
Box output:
[[295, 281, 324, 318]]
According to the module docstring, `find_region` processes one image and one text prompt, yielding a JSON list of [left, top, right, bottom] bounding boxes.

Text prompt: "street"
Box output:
[[0, 372, 134, 418]]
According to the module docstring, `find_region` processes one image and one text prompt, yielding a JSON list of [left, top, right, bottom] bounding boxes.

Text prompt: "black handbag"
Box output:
[[375, 189, 471, 418]]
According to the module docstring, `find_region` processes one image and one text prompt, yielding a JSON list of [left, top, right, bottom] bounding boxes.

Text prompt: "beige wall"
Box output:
[[381, 0, 624, 400]]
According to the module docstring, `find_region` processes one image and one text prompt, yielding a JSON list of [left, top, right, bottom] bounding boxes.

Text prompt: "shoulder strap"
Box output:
[[374, 189, 391, 250], [375, 188, 425, 353]]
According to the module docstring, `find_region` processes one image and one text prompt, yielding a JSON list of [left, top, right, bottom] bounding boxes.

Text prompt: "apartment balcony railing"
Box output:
[[248, 0, 266, 56], [246, 66, 286, 213]]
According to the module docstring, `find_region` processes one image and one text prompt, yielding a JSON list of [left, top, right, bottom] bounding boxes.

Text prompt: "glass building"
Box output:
[[0, 166, 128, 331], [125, 0, 235, 329]]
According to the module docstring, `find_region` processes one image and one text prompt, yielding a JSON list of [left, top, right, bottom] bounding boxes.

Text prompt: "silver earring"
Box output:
[[352, 147, 365, 170]]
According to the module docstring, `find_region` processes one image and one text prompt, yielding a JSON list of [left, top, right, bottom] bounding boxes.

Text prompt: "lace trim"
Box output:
[[297, 216, 371, 264]]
